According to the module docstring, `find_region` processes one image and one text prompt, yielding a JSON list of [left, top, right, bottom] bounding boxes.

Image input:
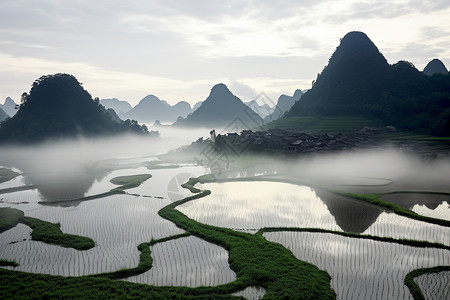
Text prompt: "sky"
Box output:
[[1, 0, 450, 107]]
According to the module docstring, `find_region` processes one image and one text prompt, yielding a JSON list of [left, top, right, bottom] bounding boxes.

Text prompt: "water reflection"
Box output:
[[315, 190, 382, 233], [380, 193, 450, 210], [24, 166, 107, 202], [179, 181, 344, 231]]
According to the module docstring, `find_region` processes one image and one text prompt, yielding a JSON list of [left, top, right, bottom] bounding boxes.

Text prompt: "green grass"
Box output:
[[110, 174, 152, 190], [0, 207, 95, 250], [2, 172, 448, 298], [0, 268, 241, 299], [0, 260, 19, 267], [257, 227, 450, 251], [404, 266, 450, 300], [38, 173, 152, 205], [20, 216, 95, 250], [0, 167, 20, 184], [91, 233, 191, 280], [158, 184, 336, 299], [266, 116, 379, 133], [336, 192, 450, 227], [0, 207, 24, 233]]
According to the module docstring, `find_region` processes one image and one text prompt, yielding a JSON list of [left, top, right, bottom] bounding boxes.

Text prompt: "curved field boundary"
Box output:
[[158, 183, 336, 299], [336, 192, 450, 227], [257, 227, 450, 251], [0, 268, 241, 299], [189, 174, 450, 228], [90, 233, 191, 280], [0, 207, 95, 250], [404, 266, 450, 300], [38, 173, 152, 205], [0, 260, 19, 267]]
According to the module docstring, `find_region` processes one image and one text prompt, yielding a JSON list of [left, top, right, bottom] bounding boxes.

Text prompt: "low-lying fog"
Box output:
[[1, 125, 449, 198], [283, 148, 450, 191]]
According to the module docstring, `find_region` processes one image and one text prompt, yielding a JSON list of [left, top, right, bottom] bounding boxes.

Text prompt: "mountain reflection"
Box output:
[[315, 190, 382, 233], [380, 193, 450, 210]]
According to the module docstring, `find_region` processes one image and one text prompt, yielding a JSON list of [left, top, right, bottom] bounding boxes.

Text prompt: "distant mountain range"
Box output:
[[119, 95, 191, 123], [100, 98, 133, 115], [0, 97, 18, 117], [175, 83, 263, 129], [265, 89, 303, 122], [0, 74, 152, 143], [282, 31, 450, 136], [245, 100, 273, 118]]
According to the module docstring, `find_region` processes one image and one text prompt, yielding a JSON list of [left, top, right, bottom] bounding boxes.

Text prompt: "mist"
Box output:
[[1, 129, 449, 201], [277, 148, 450, 193], [0, 127, 209, 200]]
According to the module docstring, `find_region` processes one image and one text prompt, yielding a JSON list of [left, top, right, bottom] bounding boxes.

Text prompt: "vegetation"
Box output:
[[0, 268, 241, 299], [404, 266, 450, 300], [0, 207, 95, 250], [0, 167, 20, 184], [0, 73, 152, 144], [110, 174, 152, 190], [38, 173, 152, 205], [257, 227, 450, 251], [20, 216, 95, 250], [283, 31, 450, 136], [0, 207, 24, 233], [174, 83, 262, 128], [1, 169, 447, 298], [337, 192, 450, 227], [158, 186, 336, 299], [0, 260, 19, 267], [91, 233, 191, 280]]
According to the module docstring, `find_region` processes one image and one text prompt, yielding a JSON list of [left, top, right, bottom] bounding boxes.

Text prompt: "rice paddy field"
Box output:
[[263, 231, 450, 300], [1, 149, 449, 299], [179, 181, 450, 246]]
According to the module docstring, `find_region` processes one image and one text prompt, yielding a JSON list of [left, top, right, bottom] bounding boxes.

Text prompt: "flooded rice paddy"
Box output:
[[1, 147, 450, 298], [179, 181, 450, 246], [263, 231, 450, 300], [125, 235, 235, 286]]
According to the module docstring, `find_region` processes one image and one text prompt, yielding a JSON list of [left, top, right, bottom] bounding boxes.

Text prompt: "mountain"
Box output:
[[1, 97, 18, 117], [423, 59, 448, 76], [265, 89, 303, 122], [106, 108, 122, 123], [0, 73, 151, 143], [192, 101, 203, 111], [0, 107, 8, 122], [175, 83, 263, 129], [122, 95, 191, 123], [245, 100, 273, 118], [282, 31, 450, 136], [171, 101, 192, 120], [100, 98, 132, 114]]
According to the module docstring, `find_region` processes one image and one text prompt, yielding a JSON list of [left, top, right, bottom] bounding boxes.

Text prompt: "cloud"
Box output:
[[1, 1, 450, 106]]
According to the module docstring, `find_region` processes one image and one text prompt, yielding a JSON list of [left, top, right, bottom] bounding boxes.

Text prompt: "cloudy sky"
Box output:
[[1, 0, 449, 107]]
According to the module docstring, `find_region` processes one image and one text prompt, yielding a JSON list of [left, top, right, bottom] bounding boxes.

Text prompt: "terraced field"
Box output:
[[126, 235, 236, 286], [414, 271, 450, 300], [0, 158, 449, 299], [263, 231, 450, 300]]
